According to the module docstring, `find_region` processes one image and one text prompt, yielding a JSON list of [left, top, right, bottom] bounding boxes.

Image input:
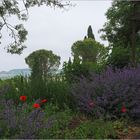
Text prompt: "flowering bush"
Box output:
[[71, 66, 140, 119]]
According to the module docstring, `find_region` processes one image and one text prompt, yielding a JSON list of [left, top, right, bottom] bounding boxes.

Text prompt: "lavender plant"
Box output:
[[71, 66, 140, 119], [0, 86, 55, 139]]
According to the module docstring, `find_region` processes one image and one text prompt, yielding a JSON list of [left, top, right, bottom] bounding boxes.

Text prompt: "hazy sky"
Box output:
[[0, 0, 112, 71]]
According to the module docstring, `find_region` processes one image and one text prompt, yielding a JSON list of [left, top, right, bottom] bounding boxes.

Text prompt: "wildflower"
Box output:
[[33, 103, 40, 108], [88, 100, 95, 108], [121, 106, 127, 113], [20, 95, 27, 102], [41, 99, 47, 103]]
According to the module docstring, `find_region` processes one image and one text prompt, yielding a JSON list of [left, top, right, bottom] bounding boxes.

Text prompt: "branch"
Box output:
[[1, 16, 18, 45], [22, 0, 29, 15], [0, 22, 6, 31]]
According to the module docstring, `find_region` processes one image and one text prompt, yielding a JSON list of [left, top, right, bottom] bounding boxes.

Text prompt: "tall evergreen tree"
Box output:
[[84, 36, 87, 40], [87, 25, 95, 40]]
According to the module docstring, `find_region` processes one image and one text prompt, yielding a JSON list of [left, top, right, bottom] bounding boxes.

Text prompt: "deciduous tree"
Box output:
[[99, 0, 140, 67], [0, 0, 70, 54], [25, 49, 60, 98], [25, 49, 60, 80], [71, 38, 108, 64]]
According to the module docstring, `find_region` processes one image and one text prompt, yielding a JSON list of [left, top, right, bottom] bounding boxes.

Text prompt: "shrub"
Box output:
[[45, 76, 73, 109], [40, 113, 116, 139], [71, 66, 140, 119], [0, 76, 30, 104], [38, 109, 74, 139], [63, 59, 91, 83], [107, 47, 131, 69], [63, 59, 106, 84], [0, 74, 72, 109]]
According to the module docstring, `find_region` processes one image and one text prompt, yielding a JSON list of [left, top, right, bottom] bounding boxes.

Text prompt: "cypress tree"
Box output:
[[84, 36, 87, 40], [87, 25, 95, 40]]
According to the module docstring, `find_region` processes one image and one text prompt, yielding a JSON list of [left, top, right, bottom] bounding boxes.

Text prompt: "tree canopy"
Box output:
[[99, 0, 140, 67], [72, 39, 98, 63], [71, 38, 108, 64], [99, 0, 140, 48], [25, 49, 60, 99], [25, 49, 60, 79], [63, 38, 108, 82], [107, 47, 131, 69], [0, 0, 70, 54]]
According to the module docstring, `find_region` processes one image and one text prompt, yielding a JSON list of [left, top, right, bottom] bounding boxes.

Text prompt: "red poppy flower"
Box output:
[[41, 99, 48, 103], [88, 100, 95, 107], [33, 103, 40, 108], [20, 95, 27, 102], [121, 106, 127, 113]]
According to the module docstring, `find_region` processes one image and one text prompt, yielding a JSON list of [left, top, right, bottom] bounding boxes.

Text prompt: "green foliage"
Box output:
[[25, 49, 61, 99], [87, 25, 95, 40], [63, 58, 92, 82], [0, 0, 28, 54], [71, 38, 108, 64], [40, 117, 116, 139], [39, 109, 74, 139], [0, 76, 30, 103], [63, 59, 107, 83], [0, 74, 72, 109], [84, 36, 87, 40], [63, 40, 108, 82], [25, 49, 60, 75], [66, 120, 116, 139], [45, 76, 72, 109], [107, 47, 131, 69], [99, 0, 135, 48], [72, 39, 98, 63]]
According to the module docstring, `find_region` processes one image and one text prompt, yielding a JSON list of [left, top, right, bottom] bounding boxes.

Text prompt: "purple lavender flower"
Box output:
[[71, 65, 140, 119]]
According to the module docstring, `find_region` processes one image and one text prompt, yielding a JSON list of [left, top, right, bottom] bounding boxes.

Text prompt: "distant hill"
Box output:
[[0, 68, 63, 80], [0, 69, 31, 79]]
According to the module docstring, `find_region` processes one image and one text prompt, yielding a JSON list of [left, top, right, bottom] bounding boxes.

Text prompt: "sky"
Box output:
[[0, 0, 112, 71]]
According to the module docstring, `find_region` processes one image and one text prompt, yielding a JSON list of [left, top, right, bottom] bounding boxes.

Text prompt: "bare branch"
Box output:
[[1, 16, 17, 44]]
